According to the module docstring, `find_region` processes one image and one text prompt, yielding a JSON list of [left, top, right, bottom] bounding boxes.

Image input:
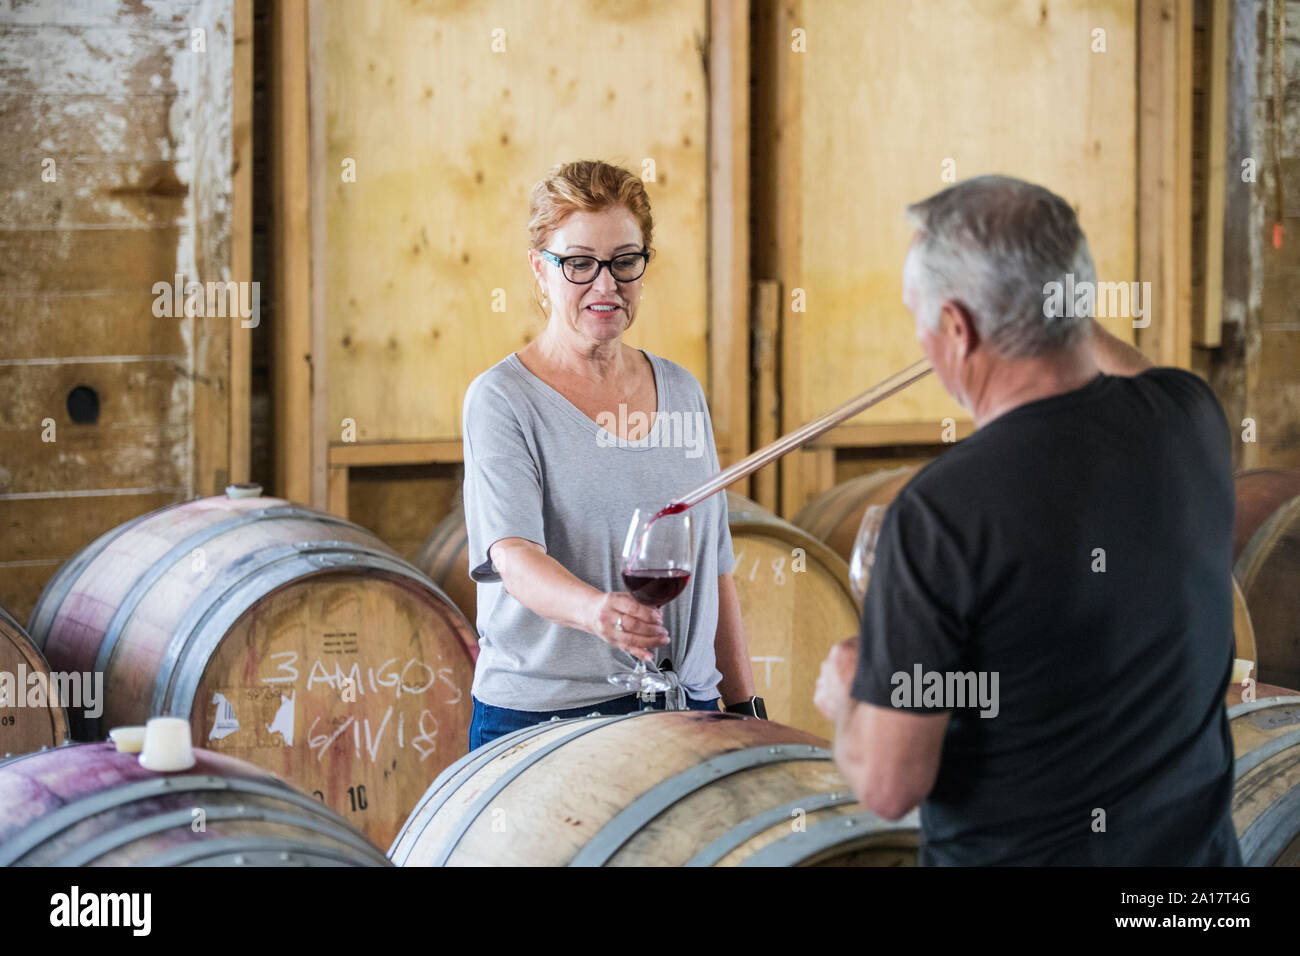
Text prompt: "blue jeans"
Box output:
[[469, 693, 721, 751]]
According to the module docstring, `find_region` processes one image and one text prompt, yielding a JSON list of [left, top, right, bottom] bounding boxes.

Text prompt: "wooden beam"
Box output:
[[797, 448, 835, 516], [751, 279, 781, 511], [328, 440, 465, 467], [1197, 0, 1229, 348], [1137, 0, 1194, 369], [708, 0, 751, 486], [270, 0, 317, 506], [327, 465, 349, 518], [752, 0, 804, 519], [307, 0, 329, 508], [230, 0, 253, 483]]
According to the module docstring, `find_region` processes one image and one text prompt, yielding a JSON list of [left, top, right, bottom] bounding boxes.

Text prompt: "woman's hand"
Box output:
[[587, 592, 669, 662]]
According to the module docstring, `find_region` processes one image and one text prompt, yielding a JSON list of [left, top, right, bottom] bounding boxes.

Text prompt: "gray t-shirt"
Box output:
[[461, 349, 736, 711]]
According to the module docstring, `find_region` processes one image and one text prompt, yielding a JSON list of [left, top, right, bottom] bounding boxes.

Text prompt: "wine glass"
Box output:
[[848, 505, 886, 604], [608, 506, 694, 696]]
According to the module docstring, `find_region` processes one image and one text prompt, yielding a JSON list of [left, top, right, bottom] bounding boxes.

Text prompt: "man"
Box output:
[[814, 175, 1241, 866]]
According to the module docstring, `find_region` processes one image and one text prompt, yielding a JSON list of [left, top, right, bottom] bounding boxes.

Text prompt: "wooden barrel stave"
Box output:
[[0, 605, 70, 758], [1233, 469, 1300, 559], [25, 493, 477, 849], [0, 742, 389, 866], [614, 759, 910, 867], [793, 465, 919, 563], [413, 501, 478, 639], [1227, 694, 1300, 866], [724, 492, 861, 740], [389, 711, 919, 867], [1234, 496, 1300, 690]]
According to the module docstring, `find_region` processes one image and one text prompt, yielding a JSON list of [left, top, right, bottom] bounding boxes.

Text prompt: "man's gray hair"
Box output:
[[905, 175, 1096, 358]]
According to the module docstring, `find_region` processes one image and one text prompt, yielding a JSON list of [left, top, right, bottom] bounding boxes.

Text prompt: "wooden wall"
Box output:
[[0, 0, 249, 621], [1198, 0, 1300, 471], [271, 0, 736, 539], [755, 0, 1141, 515], [319, 0, 712, 444], [1240, 0, 1300, 469]]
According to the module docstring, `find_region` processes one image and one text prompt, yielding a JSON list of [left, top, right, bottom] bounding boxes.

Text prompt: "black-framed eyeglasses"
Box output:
[[540, 248, 649, 284]]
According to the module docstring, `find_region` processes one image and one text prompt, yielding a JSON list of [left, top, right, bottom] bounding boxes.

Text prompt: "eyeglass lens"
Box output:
[[564, 254, 645, 282]]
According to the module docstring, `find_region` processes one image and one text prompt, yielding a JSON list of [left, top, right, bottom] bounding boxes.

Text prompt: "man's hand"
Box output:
[[814, 636, 860, 723]]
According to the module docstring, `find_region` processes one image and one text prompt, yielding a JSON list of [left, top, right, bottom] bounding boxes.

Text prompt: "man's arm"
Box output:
[[1089, 319, 1153, 376], [815, 639, 949, 820], [833, 697, 949, 820]]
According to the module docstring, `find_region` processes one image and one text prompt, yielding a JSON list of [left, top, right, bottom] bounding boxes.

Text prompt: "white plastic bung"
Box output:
[[138, 717, 197, 772], [108, 725, 146, 754]]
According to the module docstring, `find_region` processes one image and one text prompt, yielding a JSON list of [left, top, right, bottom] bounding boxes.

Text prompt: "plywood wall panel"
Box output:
[[320, 0, 710, 443], [786, 0, 1138, 429]]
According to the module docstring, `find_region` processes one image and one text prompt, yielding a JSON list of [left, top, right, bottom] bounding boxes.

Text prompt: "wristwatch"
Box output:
[[725, 696, 767, 719]]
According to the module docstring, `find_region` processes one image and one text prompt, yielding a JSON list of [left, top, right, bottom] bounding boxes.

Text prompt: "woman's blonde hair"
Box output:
[[528, 160, 654, 253]]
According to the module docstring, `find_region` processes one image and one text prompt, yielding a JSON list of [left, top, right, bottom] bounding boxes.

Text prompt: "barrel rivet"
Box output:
[[844, 818, 857, 827], [279, 851, 290, 862], [236, 805, 247, 815], [233, 854, 246, 865]]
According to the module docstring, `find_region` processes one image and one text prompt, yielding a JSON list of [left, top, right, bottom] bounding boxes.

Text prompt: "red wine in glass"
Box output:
[[621, 568, 691, 608]]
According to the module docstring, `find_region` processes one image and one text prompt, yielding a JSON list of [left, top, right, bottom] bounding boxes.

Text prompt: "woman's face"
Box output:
[[531, 206, 645, 347]]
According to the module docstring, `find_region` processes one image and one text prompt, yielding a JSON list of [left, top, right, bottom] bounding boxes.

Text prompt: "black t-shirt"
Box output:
[[851, 368, 1242, 866]]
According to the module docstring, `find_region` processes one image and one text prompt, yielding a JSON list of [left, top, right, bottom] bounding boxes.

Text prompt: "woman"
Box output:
[[461, 160, 760, 749]]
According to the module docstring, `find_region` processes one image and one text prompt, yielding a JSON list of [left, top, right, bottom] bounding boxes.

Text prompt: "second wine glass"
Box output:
[[848, 504, 886, 605]]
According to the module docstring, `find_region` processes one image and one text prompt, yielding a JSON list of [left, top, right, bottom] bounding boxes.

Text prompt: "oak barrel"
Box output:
[[389, 710, 919, 866], [1234, 469, 1300, 559], [413, 499, 478, 639], [1227, 692, 1300, 866], [0, 741, 390, 866], [1234, 496, 1300, 690], [792, 465, 920, 563], [0, 604, 69, 759], [25, 488, 477, 848], [725, 492, 860, 740]]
